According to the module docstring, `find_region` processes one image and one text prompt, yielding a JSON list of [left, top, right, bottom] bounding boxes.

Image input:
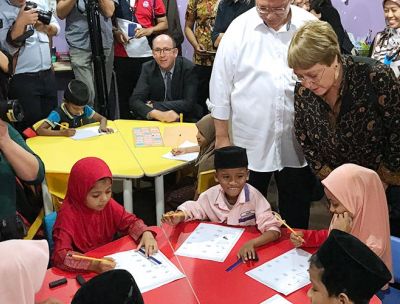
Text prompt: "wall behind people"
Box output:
[[51, 1, 193, 58], [332, 0, 385, 39], [52, 0, 383, 59]]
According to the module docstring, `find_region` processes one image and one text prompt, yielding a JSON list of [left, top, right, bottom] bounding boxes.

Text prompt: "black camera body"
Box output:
[[0, 99, 24, 123], [24, 1, 52, 25]]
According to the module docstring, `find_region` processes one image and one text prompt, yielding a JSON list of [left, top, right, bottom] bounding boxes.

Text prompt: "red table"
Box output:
[[162, 222, 382, 304], [35, 227, 199, 304], [36, 223, 382, 304]]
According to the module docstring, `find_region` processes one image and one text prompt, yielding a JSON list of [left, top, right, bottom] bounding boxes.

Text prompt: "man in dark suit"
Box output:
[[129, 34, 199, 122]]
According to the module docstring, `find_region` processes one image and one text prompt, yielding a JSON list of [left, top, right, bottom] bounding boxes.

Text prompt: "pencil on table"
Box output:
[[272, 212, 305, 243], [175, 113, 183, 149], [68, 254, 114, 264]]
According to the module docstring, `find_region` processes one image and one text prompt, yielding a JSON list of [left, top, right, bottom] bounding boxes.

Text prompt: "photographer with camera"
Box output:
[[0, 47, 45, 242], [57, 0, 117, 107], [0, 0, 60, 134]]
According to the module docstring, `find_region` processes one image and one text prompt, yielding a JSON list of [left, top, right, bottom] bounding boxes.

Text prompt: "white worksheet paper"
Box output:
[[174, 223, 245, 262], [106, 250, 185, 293], [246, 248, 311, 296], [71, 126, 116, 140], [260, 294, 293, 304], [162, 140, 199, 162]]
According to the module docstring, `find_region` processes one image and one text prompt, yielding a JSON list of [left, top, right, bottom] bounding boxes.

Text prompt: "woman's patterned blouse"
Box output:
[[186, 0, 218, 66], [294, 55, 400, 185]]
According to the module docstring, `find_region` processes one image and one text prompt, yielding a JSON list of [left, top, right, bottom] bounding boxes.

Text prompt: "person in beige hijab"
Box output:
[[290, 164, 392, 277], [166, 114, 216, 209], [0, 239, 63, 304]]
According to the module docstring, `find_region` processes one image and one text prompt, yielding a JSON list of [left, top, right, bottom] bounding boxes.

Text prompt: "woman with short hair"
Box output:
[[287, 20, 400, 237], [370, 0, 400, 78]]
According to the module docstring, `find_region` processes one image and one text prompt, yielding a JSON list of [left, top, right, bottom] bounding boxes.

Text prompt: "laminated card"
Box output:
[[174, 223, 244, 262], [106, 249, 185, 293], [246, 248, 311, 295]]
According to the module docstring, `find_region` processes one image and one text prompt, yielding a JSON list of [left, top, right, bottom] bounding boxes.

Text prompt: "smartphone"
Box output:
[[128, 23, 137, 38]]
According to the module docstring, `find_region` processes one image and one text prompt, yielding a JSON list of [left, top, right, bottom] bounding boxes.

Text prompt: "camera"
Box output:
[[0, 99, 24, 123], [24, 1, 52, 25]]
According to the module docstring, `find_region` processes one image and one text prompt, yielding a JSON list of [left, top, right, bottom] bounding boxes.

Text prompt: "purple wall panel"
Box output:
[[52, 1, 388, 58], [332, 0, 386, 40]]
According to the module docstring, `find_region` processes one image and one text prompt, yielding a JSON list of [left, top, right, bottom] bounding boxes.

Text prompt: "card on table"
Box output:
[[174, 223, 244, 262], [71, 126, 116, 140], [259, 294, 293, 304], [133, 127, 163, 147], [246, 248, 311, 296], [106, 249, 185, 293], [162, 140, 199, 161]]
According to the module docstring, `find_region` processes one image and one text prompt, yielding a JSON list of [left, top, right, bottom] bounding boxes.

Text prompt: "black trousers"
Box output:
[[386, 185, 400, 237], [248, 166, 317, 229], [194, 65, 212, 116], [9, 69, 57, 133], [114, 56, 152, 119]]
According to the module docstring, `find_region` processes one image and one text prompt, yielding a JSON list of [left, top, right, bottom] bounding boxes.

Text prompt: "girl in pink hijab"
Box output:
[[290, 164, 392, 274], [0, 240, 62, 304]]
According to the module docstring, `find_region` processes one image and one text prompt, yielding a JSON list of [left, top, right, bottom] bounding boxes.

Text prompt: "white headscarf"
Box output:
[[0, 240, 49, 304]]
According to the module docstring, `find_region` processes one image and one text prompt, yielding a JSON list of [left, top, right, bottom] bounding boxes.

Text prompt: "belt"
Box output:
[[18, 68, 52, 77]]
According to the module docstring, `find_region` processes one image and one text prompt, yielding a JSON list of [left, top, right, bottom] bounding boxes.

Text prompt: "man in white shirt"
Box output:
[[209, 0, 317, 229]]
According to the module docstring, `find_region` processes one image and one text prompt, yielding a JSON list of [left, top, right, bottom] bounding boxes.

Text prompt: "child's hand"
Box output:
[[161, 211, 185, 225], [36, 297, 64, 304], [91, 257, 116, 273], [61, 128, 76, 137], [290, 231, 305, 248], [238, 240, 257, 262], [171, 147, 186, 156], [136, 231, 158, 256], [331, 212, 353, 233], [99, 126, 114, 134]]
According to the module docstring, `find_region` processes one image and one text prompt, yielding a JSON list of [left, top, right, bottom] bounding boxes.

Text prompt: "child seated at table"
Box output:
[[165, 114, 216, 210], [308, 229, 391, 304], [52, 157, 158, 273], [162, 146, 281, 261], [36, 79, 113, 137], [290, 164, 393, 275]]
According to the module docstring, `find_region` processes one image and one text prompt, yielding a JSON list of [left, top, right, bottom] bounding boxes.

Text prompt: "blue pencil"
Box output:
[[225, 258, 243, 272], [138, 248, 162, 265]]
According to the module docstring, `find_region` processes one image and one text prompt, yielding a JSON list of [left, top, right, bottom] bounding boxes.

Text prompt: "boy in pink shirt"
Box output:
[[162, 146, 281, 261]]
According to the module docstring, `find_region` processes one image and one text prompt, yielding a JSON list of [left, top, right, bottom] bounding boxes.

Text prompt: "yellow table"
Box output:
[[114, 120, 198, 223], [27, 122, 143, 214]]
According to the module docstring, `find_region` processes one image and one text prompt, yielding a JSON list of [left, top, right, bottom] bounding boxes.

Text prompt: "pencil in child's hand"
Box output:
[[272, 212, 305, 243], [68, 254, 114, 264], [54, 122, 68, 130]]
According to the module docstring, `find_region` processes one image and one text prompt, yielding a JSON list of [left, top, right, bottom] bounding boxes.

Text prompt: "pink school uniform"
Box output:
[[177, 183, 281, 234]]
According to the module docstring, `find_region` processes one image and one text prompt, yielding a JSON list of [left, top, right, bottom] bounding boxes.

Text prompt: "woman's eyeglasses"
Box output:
[[293, 67, 326, 85]]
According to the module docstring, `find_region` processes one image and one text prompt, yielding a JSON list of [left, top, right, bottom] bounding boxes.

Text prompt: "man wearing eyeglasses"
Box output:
[[209, 0, 318, 229], [129, 34, 198, 122]]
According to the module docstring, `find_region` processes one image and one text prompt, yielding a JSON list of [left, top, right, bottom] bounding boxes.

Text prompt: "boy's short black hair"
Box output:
[[310, 230, 391, 304], [309, 255, 368, 304], [64, 79, 89, 106]]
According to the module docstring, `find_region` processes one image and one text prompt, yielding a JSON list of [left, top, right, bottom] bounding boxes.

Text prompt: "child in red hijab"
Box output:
[[52, 157, 158, 273]]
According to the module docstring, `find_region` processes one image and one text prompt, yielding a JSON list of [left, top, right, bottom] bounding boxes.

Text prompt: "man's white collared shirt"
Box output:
[[209, 6, 316, 172]]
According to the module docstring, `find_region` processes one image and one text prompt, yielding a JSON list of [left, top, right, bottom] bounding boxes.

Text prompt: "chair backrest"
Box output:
[[44, 211, 57, 253], [197, 169, 217, 194], [46, 173, 69, 211], [391, 236, 400, 283]]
